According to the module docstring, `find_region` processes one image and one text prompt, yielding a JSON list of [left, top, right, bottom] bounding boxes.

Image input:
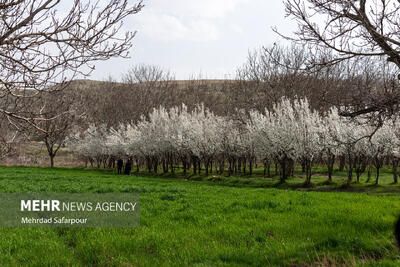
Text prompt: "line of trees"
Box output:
[[68, 97, 400, 185], [2, 43, 397, 169]]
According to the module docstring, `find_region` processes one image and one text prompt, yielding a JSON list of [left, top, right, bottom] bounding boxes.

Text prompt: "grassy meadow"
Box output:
[[0, 166, 399, 266]]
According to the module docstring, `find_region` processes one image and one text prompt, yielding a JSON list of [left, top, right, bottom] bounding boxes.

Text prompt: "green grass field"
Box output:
[[0, 166, 400, 266]]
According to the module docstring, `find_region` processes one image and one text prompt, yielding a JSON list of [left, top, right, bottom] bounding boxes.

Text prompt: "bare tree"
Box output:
[[31, 89, 82, 167], [75, 65, 179, 128], [123, 64, 172, 84], [0, 0, 143, 130], [122, 64, 178, 122], [280, 0, 400, 117], [235, 44, 348, 112], [0, 115, 17, 159]]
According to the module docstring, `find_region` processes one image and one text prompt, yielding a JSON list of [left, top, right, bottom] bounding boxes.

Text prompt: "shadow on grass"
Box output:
[[65, 166, 400, 195]]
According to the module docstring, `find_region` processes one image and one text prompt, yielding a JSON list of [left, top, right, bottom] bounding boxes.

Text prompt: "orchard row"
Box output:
[[69, 98, 399, 185]]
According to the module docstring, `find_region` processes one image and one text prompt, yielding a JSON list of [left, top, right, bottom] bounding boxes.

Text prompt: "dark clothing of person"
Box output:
[[124, 160, 132, 175], [117, 159, 124, 174]]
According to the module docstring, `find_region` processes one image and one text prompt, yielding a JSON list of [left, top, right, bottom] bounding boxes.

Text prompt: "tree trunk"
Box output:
[[219, 159, 224, 175], [374, 157, 382, 185], [366, 166, 371, 183], [146, 157, 151, 173], [263, 161, 267, 177], [339, 156, 345, 172], [290, 159, 295, 177], [50, 154, 55, 168], [304, 160, 312, 185], [346, 157, 353, 185], [327, 154, 335, 182], [182, 159, 187, 175], [170, 160, 174, 173], [162, 159, 167, 174], [153, 157, 158, 173], [280, 158, 287, 183], [393, 159, 399, 184], [249, 158, 253, 176], [375, 167, 380, 185], [198, 161, 201, 174]]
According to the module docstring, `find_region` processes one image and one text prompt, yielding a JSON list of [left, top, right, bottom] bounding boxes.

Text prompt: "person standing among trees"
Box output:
[[124, 158, 132, 175], [117, 158, 124, 174]]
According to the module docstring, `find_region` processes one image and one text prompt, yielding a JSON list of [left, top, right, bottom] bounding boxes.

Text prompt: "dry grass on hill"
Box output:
[[1, 141, 83, 167]]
